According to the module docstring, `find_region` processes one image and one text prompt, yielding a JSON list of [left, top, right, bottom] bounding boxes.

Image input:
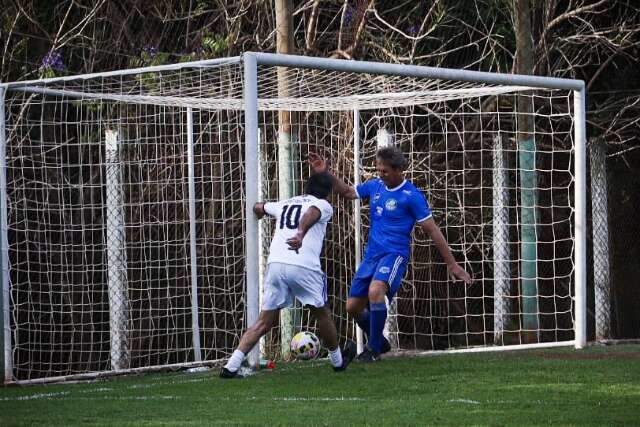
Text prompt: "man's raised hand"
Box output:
[[308, 152, 329, 174]]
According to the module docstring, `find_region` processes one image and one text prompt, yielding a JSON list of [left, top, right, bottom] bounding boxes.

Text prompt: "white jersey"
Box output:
[[263, 195, 333, 273]]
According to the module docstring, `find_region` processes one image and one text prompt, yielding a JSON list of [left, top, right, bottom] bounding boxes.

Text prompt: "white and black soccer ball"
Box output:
[[290, 331, 321, 360]]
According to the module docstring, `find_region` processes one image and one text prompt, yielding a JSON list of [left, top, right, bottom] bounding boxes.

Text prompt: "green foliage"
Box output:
[[129, 49, 170, 69], [126, 47, 171, 91], [201, 31, 229, 56], [195, 0, 209, 14], [178, 31, 230, 63], [40, 68, 56, 79]]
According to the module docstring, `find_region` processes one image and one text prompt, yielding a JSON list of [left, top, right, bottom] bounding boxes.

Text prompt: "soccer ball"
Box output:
[[290, 331, 321, 360]]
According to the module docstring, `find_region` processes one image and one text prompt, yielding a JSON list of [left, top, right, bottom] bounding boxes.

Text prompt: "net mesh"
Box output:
[[3, 58, 576, 381]]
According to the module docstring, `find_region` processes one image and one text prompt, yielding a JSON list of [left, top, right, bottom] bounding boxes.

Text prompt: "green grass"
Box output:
[[1, 345, 639, 426]]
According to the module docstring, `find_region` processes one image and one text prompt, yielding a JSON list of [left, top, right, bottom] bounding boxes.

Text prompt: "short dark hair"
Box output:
[[376, 146, 408, 171], [305, 172, 333, 199]]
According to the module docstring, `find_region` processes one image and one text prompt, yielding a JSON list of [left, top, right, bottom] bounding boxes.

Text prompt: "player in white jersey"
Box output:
[[220, 172, 356, 378]]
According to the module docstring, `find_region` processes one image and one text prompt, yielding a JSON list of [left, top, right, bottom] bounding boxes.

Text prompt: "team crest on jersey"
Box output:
[[379, 266, 390, 274], [385, 199, 398, 211]]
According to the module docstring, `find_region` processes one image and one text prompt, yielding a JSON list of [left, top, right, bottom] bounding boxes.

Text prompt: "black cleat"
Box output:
[[356, 347, 380, 363], [381, 337, 391, 354], [333, 340, 357, 372], [219, 367, 239, 379], [362, 336, 391, 354]]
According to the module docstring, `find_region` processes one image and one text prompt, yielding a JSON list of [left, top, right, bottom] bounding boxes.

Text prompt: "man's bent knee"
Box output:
[[368, 281, 388, 303]]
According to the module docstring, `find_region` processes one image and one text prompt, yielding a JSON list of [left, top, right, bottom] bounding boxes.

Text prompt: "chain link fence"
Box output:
[[590, 139, 640, 340], [608, 144, 640, 338]]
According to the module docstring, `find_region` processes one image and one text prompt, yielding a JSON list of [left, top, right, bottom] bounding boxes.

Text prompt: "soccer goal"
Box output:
[[0, 53, 586, 384]]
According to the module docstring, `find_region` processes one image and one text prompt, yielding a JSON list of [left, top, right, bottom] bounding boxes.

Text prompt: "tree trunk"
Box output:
[[275, 0, 299, 360], [514, 0, 540, 343]]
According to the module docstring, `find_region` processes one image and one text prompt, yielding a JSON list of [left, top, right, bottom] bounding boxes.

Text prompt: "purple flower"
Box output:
[[40, 50, 64, 72], [407, 25, 418, 35], [142, 45, 158, 58], [344, 5, 354, 24]]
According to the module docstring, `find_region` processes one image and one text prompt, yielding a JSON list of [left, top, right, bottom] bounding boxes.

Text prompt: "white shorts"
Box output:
[[261, 263, 327, 310]]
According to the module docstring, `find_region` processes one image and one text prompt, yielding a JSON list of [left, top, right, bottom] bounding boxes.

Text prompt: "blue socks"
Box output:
[[368, 302, 387, 353]]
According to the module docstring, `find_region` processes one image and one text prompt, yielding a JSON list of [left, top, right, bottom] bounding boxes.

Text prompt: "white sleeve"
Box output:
[[263, 201, 281, 218], [310, 199, 333, 223]]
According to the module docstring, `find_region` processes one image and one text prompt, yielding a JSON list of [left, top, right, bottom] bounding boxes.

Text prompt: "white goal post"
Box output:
[[0, 52, 586, 384]]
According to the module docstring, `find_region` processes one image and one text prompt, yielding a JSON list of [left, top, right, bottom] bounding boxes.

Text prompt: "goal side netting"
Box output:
[[0, 54, 585, 383]]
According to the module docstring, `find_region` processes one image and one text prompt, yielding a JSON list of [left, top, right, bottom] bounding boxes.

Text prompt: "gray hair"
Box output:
[[376, 146, 408, 171]]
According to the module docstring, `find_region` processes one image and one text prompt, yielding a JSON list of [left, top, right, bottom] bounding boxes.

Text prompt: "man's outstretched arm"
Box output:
[[308, 152, 358, 200], [286, 206, 322, 252], [418, 218, 472, 284]]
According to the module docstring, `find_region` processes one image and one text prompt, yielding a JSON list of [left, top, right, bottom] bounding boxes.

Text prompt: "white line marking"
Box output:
[[273, 397, 365, 402], [80, 387, 114, 393], [0, 391, 70, 401], [448, 398, 481, 405]]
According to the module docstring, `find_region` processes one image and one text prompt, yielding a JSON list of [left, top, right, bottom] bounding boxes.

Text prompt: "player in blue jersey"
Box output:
[[309, 146, 472, 362]]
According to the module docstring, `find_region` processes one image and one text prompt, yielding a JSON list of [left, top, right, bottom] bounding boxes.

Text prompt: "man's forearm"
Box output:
[[431, 229, 457, 266], [287, 207, 321, 252], [420, 218, 472, 284], [421, 219, 457, 266], [329, 172, 353, 198], [297, 207, 321, 237], [308, 152, 357, 199]]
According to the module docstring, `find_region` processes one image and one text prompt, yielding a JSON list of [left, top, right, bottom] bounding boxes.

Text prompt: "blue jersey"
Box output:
[[356, 178, 432, 259]]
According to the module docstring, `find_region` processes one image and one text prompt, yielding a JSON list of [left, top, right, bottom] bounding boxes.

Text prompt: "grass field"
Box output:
[[1, 344, 639, 426]]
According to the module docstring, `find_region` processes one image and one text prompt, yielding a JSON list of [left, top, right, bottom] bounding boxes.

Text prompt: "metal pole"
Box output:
[[105, 129, 130, 370], [243, 53, 260, 367], [518, 133, 540, 341], [253, 53, 584, 91], [574, 88, 588, 349], [590, 139, 611, 341], [353, 109, 364, 354], [0, 87, 12, 383], [4, 56, 242, 89], [257, 128, 267, 360], [186, 107, 202, 362], [493, 135, 511, 344]]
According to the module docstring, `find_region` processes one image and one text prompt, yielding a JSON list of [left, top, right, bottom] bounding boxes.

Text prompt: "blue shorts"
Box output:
[[349, 253, 407, 300]]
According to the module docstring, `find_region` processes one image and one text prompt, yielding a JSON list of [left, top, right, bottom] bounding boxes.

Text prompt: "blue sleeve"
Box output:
[[409, 191, 432, 223], [355, 179, 377, 200]]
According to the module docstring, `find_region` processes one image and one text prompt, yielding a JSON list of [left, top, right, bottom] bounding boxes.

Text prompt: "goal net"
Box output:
[[0, 54, 586, 383]]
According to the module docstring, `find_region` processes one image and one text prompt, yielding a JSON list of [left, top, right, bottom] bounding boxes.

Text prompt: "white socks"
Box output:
[[227, 348, 344, 370], [224, 349, 246, 372], [328, 347, 343, 368]]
